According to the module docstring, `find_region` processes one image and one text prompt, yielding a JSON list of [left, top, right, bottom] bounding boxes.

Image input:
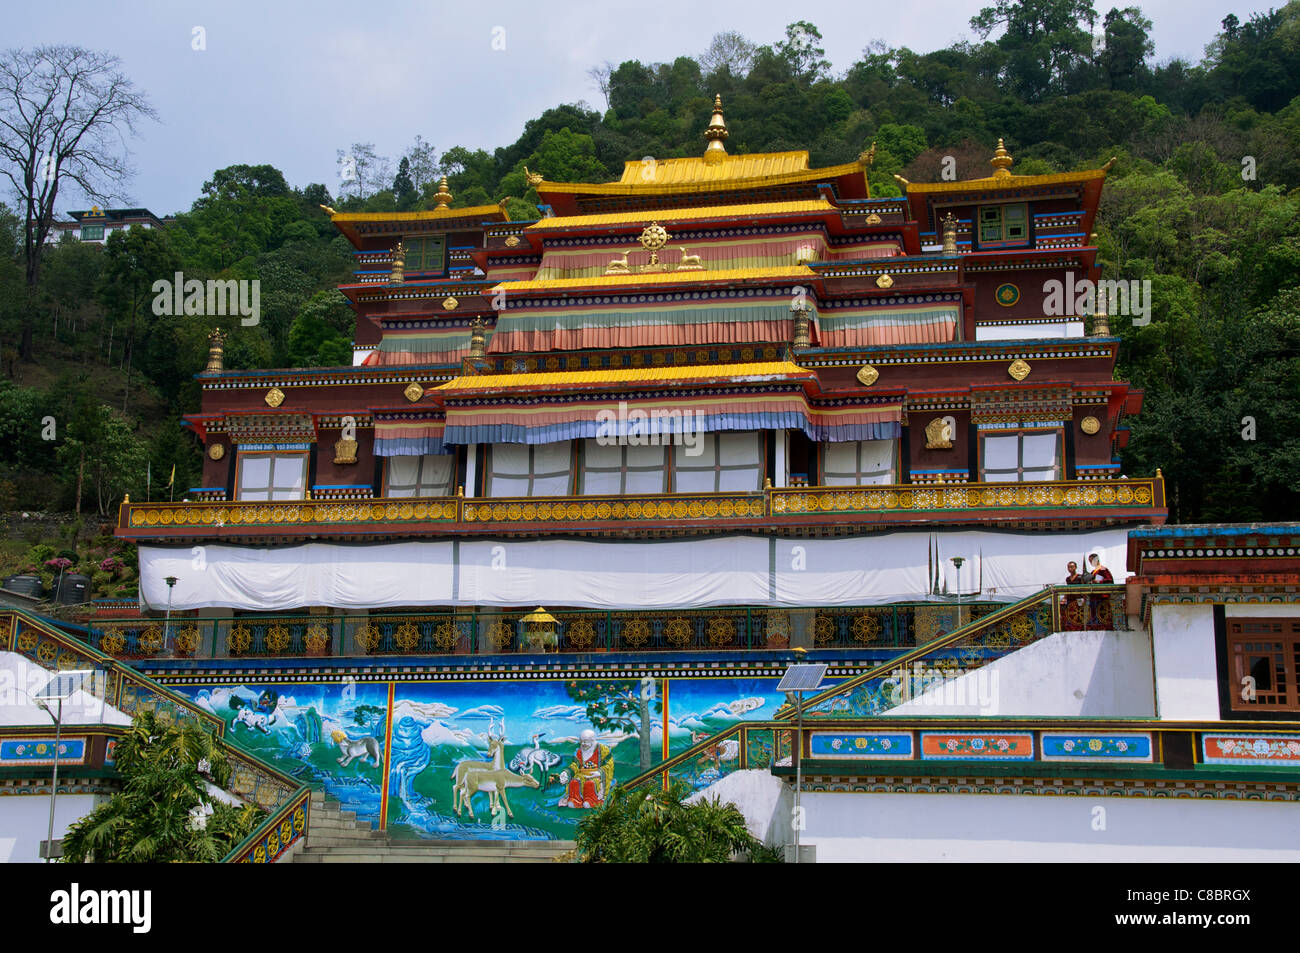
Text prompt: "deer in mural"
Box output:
[[452, 717, 540, 819]]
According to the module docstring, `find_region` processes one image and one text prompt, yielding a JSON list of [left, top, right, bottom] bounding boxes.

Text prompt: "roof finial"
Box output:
[[433, 176, 453, 210], [703, 93, 728, 165], [990, 138, 1014, 178]]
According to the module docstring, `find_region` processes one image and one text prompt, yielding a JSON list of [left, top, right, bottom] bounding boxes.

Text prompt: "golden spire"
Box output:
[[703, 93, 728, 165], [433, 176, 453, 209], [990, 138, 1014, 179]]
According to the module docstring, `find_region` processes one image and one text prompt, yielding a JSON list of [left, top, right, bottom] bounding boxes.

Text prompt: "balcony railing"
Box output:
[[116, 476, 1165, 541], [80, 602, 1032, 661]]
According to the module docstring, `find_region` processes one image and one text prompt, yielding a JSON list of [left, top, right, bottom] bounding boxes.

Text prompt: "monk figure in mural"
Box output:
[[558, 729, 615, 809]]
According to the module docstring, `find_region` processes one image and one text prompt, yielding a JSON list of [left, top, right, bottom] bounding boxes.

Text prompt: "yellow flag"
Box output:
[[168, 464, 175, 487]]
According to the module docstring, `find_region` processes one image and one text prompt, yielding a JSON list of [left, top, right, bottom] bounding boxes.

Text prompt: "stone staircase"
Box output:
[[283, 792, 575, 863]]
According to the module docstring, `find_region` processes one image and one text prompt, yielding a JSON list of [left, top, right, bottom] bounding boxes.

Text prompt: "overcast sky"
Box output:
[[7, 0, 1267, 217]]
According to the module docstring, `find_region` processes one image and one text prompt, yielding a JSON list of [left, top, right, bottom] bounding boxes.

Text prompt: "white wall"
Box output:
[[1150, 604, 1220, 720], [0, 793, 99, 863], [801, 791, 1300, 862], [885, 628, 1155, 717]]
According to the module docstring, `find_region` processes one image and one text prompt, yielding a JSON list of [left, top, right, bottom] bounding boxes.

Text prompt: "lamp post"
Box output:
[[164, 576, 178, 653], [34, 670, 91, 862], [779, 656, 827, 865], [951, 556, 966, 629]]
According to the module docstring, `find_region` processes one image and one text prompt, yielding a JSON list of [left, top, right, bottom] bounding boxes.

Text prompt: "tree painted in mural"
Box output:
[[565, 678, 662, 772]]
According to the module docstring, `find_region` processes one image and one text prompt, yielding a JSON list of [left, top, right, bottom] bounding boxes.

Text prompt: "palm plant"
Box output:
[[574, 781, 777, 863], [62, 710, 264, 863]]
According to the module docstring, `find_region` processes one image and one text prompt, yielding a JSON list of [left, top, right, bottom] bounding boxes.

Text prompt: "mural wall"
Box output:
[[174, 673, 804, 841]]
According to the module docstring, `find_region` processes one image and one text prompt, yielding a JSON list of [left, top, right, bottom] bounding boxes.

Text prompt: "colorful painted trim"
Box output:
[[0, 738, 87, 766], [373, 413, 447, 457], [442, 389, 903, 446], [368, 322, 494, 367], [1040, 732, 1153, 763], [920, 732, 1035, 760], [1202, 734, 1300, 766], [809, 731, 913, 760]]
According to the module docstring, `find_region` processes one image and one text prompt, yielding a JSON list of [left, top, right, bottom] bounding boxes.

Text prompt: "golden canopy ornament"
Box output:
[[433, 176, 453, 210], [204, 327, 225, 374], [702, 94, 729, 165]]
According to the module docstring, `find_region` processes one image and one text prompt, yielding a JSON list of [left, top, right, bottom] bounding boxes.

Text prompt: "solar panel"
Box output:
[[777, 664, 827, 693], [34, 670, 94, 700]]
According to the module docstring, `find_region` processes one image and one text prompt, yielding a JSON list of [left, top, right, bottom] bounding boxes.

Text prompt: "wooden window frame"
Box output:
[[1226, 619, 1300, 713], [976, 203, 1030, 249], [670, 432, 765, 493], [235, 451, 309, 501], [820, 439, 899, 487], [383, 453, 456, 498], [578, 440, 669, 495]]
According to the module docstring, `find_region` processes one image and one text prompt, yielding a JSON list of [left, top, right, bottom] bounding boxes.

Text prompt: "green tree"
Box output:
[[564, 678, 661, 772], [287, 289, 354, 368], [574, 781, 777, 863], [62, 710, 264, 863], [971, 0, 1098, 100]]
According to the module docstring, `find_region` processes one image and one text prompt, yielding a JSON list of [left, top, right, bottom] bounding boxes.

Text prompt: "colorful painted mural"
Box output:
[[175, 674, 800, 840]]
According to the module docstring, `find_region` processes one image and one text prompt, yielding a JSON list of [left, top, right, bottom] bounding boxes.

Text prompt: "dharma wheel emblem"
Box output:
[[639, 222, 670, 270]]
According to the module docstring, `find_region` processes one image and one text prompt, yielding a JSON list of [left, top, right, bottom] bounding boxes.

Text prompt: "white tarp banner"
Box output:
[[139, 527, 1130, 612]]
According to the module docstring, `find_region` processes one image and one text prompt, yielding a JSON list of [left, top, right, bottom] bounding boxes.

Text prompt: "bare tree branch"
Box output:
[[0, 45, 156, 359]]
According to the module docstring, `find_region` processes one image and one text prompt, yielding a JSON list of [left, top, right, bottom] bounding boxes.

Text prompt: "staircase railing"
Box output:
[[0, 608, 310, 863], [617, 584, 1127, 793]]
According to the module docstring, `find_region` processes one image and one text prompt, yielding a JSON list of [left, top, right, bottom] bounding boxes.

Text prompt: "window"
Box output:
[[672, 432, 762, 493], [1227, 620, 1300, 712], [822, 439, 898, 486], [80, 225, 104, 241], [403, 235, 445, 272], [237, 453, 307, 501], [977, 204, 1029, 248], [485, 442, 572, 497], [980, 430, 1060, 482], [385, 454, 454, 497], [579, 440, 668, 494]]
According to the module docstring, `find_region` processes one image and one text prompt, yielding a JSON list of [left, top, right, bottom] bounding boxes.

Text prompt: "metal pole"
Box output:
[[795, 691, 803, 865], [46, 697, 62, 863]]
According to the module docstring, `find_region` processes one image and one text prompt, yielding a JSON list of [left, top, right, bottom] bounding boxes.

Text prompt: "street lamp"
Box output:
[[950, 556, 966, 629], [164, 576, 178, 653], [779, 654, 827, 865], [34, 670, 94, 862]]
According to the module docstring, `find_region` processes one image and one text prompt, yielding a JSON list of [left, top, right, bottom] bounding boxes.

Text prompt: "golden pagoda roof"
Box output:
[[537, 156, 869, 198], [328, 204, 509, 224], [526, 198, 837, 231], [493, 265, 818, 293], [434, 361, 813, 392], [898, 139, 1115, 194]]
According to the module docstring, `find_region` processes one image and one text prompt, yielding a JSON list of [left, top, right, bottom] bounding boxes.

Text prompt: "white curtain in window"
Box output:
[[580, 440, 668, 495], [486, 442, 572, 497], [387, 454, 454, 498], [1021, 432, 1059, 481], [823, 439, 897, 486], [237, 454, 306, 501], [672, 432, 762, 493]]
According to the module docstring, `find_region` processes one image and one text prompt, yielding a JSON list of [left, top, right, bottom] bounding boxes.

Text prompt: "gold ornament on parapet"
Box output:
[[403, 383, 425, 402], [264, 387, 285, 408], [864, 212, 882, 225], [856, 364, 879, 386], [442, 296, 459, 311], [1007, 359, 1031, 381], [523, 166, 544, 188], [875, 273, 894, 289], [504, 235, 520, 247], [676, 247, 704, 271], [604, 250, 631, 275]]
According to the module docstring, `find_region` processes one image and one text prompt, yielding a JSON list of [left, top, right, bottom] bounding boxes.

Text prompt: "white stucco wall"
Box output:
[[800, 791, 1300, 862], [884, 628, 1155, 717], [1150, 604, 1221, 720], [688, 769, 792, 847], [0, 793, 99, 863]]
